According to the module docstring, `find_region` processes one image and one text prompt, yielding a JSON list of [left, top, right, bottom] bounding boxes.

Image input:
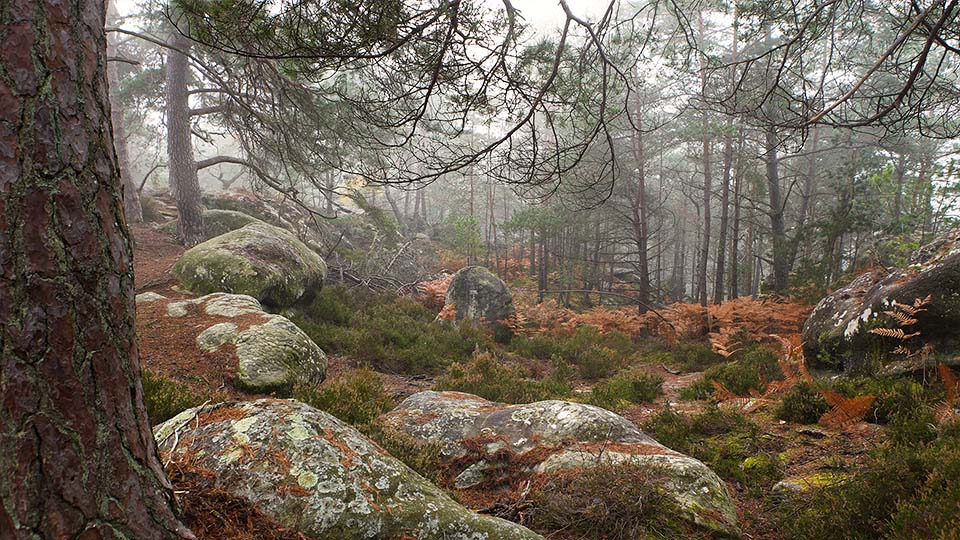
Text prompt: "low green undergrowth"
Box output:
[[642, 406, 783, 492], [141, 370, 207, 424], [825, 376, 941, 425], [293, 368, 395, 427], [679, 346, 782, 400], [777, 382, 830, 424], [291, 286, 487, 375], [527, 463, 701, 540], [509, 326, 637, 380], [435, 351, 571, 404], [779, 419, 960, 540], [587, 369, 664, 411]]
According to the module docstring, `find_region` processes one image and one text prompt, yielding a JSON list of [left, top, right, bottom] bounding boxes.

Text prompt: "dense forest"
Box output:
[[2, 0, 959, 539]]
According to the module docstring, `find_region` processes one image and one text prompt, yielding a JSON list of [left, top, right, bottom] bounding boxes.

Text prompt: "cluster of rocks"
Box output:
[[150, 210, 741, 539], [381, 391, 740, 537], [137, 292, 327, 394]]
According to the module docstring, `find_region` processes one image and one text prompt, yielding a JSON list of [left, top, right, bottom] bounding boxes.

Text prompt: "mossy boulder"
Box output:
[[138, 292, 326, 395], [444, 266, 514, 328], [159, 209, 264, 241], [381, 391, 740, 537], [155, 399, 543, 540], [802, 227, 960, 372], [172, 222, 326, 308]]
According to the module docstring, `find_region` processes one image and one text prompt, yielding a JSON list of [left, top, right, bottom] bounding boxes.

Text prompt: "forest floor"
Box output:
[[131, 224, 892, 540]]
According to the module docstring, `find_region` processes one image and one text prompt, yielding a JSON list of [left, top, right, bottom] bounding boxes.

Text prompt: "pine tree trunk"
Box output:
[[630, 89, 651, 313], [765, 123, 789, 293], [728, 128, 744, 299], [0, 1, 192, 538], [788, 123, 819, 272], [166, 20, 204, 245], [713, 19, 737, 304], [713, 120, 732, 304], [696, 12, 712, 306], [107, 0, 142, 223]]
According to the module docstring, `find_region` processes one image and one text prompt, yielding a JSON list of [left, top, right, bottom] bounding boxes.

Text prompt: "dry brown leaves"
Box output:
[[818, 390, 876, 429]]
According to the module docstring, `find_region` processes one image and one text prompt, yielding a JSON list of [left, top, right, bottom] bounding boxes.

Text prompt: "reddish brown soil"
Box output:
[[136, 292, 276, 400], [132, 224, 187, 297]]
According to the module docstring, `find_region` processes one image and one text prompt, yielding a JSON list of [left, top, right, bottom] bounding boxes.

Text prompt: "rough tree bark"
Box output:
[[165, 16, 204, 245], [0, 0, 192, 538]]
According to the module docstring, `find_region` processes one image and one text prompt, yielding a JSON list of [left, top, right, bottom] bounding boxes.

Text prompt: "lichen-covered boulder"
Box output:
[[444, 266, 514, 327], [155, 399, 543, 540], [137, 292, 326, 394], [802, 227, 960, 372], [381, 391, 739, 537], [159, 208, 264, 241], [172, 221, 326, 308]]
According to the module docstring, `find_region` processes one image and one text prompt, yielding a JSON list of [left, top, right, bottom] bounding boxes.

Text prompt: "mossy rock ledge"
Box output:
[[154, 399, 544, 540], [137, 292, 326, 394], [380, 391, 740, 538], [172, 221, 326, 308], [802, 227, 960, 372], [159, 208, 265, 241], [444, 266, 515, 327]]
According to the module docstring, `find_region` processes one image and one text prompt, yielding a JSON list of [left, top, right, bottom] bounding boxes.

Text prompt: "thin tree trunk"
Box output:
[[631, 86, 651, 313], [696, 11, 712, 306], [714, 122, 732, 304], [325, 170, 335, 214], [788, 123, 820, 272], [713, 18, 737, 304], [107, 0, 142, 223], [0, 1, 192, 537], [166, 17, 204, 245], [729, 126, 745, 299], [765, 123, 789, 293]]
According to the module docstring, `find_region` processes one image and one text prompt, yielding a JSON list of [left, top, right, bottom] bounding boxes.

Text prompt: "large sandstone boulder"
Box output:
[[155, 399, 543, 540], [172, 221, 326, 308], [803, 228, 960, 372], [444, 266, 514, 327], [159, 208, 265, 241], [381, 391, 739, 537], [137, 292, 326, 394]]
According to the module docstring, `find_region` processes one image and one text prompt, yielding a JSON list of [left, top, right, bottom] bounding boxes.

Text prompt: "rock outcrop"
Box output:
[[137, 292, 326, 394], [380, 391, 740, 537], [155, 399, 543, 540], [172, 222, 326, 308], [802, 228, 960, 372], [159, 208, 264, 241], [444, 266, 514, 328]]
